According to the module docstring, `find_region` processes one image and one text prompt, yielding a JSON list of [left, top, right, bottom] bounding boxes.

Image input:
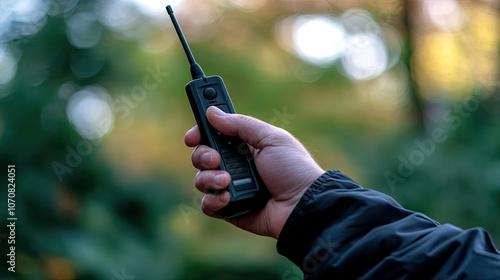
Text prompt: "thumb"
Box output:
[[206, 106, 285, 149]]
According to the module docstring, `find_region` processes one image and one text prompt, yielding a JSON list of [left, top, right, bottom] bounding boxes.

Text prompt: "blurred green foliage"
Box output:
[[0, 0, 499, 279]]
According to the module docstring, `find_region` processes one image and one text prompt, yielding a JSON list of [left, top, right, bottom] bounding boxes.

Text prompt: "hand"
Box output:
[[184, 106, 325, 239]]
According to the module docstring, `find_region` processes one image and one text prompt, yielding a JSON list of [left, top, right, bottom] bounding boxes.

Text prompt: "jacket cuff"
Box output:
[[276, 170, 341, 265]]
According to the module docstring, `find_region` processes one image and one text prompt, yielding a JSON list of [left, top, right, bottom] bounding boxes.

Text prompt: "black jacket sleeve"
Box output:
[[277, 170, 500, 279]]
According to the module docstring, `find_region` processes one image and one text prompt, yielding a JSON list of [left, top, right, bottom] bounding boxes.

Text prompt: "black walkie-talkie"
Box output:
[[166, 5, 269, 218]]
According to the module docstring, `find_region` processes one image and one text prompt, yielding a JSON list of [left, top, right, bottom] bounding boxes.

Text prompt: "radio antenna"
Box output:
[[166, 5, 206, 79]]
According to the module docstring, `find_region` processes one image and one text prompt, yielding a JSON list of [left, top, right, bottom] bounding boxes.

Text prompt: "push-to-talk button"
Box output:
[[203, 87, 217, 99]]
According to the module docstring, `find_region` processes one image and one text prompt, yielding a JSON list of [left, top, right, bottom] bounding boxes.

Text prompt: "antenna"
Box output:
[[166, 5, 206, 79]]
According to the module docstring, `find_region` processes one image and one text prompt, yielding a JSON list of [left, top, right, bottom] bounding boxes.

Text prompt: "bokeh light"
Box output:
[[292, 15, 346, 67], [0, 0, 48, 41], [278, 9, 390, 81], [425, 0, 465, 32], [98, 0, 141, 33], [66, 86, 114, 140], [340, 8, 380, 35], [127, 0, 184, 17], [66, 12, 103, 49], [341, 33, 388, 81], [0, 45, 17, 86]]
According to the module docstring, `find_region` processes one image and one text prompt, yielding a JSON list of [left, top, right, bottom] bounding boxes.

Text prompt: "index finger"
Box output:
[[206, 106, 290, 150], [184, 125, 201, 147]]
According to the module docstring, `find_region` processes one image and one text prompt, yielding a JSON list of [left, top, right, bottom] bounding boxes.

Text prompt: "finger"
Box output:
[[191, 145, 221, 170], [184, 125, 201, 147], [201, 192, 231, 216], [206, 106, 289, 150], [194, 170, 231, 193]]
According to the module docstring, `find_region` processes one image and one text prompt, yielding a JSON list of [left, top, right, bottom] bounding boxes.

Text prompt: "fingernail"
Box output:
[[210, 106, 225, 116], [214, 173, 225, 187]]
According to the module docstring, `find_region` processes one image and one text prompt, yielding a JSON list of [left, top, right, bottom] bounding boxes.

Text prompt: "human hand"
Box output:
[[184, 106, 324, 239]]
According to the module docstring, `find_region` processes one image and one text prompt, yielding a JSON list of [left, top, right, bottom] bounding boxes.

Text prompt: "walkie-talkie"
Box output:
[[166, 5, 269, 218]]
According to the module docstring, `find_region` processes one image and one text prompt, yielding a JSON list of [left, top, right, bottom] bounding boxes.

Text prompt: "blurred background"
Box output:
[[0, 0, 499, 279]]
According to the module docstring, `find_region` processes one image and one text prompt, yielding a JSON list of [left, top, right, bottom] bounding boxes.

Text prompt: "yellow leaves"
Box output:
[[412, 2, 499, 101], [413, 33, 472, 99], [466, 2, 498, 53], [465, 3, 499, 87]]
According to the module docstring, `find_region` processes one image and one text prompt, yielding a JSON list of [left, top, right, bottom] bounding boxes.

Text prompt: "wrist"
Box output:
[[271, 169, 327, 239], [270, 203, 299, 239], [269, 182, 312, 239]]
